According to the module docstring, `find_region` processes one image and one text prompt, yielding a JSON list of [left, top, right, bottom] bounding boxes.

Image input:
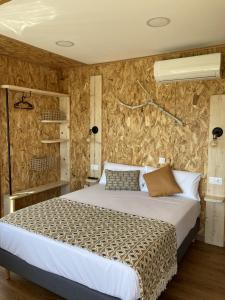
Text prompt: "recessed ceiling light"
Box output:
[[146, 17, 170, 28], [55, 40, 74, 47]]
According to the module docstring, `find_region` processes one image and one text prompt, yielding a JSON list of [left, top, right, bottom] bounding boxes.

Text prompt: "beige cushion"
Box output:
[[143, 165, 182, 197], [105, 170, 140, 191]]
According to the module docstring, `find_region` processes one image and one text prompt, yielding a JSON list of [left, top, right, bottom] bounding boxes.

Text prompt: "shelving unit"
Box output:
[[1, 85, 71, 215]]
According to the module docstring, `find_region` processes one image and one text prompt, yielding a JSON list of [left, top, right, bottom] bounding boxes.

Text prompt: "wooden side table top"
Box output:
[[204, 195, 225, 203], [86, 177, 99, 184]]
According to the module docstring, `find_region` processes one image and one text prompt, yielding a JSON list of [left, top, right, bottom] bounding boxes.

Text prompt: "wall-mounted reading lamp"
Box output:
[[210, 127, 223, 147], [89, 126, 98, 135], [87, 126, 99, 143]]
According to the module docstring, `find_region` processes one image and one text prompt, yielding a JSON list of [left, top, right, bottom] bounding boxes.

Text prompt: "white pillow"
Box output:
[[99, 162, 148, 191], [173, 170, 202, 201], [142, 166, 201, 199]]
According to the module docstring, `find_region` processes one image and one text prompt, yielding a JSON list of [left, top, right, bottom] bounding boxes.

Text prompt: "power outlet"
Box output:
[[91, 164, 99, 171], [208, 177, 223, 185], [159, 157, 166, 165]]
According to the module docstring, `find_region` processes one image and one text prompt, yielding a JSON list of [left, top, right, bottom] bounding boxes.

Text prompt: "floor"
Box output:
[[0, 241, 224, 300]]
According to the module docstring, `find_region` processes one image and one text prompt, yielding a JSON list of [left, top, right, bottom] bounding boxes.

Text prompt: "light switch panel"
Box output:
[[159, 157, 166, 164], [91, 164, 99, 171], [208, 177, 223, 185]]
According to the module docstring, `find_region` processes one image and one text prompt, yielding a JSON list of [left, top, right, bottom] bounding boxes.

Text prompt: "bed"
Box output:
[[0, 184, 200, 300]]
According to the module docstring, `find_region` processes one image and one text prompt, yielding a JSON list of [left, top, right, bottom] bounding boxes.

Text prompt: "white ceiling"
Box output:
[[0, 0, 225, 64]]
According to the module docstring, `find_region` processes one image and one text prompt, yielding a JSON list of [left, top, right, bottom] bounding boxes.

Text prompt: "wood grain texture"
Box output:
[[4, 269, 10, 281], [205, 201, 224, 247], [68, 44, 225, 231], [0, 34, 83, 69], [1, 85, 69, 97], [205, 95, 225, 246], [14, 188, 60, 211], [59, 96, 71, 194], [67, 68, 90, 190], [207, 95, 225, 196], [90, 75, 102, 178], [0, 242, 224, 300]]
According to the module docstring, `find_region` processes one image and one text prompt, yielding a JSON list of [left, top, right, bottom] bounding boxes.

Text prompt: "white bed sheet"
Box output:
[[0, 185, 200, 300]]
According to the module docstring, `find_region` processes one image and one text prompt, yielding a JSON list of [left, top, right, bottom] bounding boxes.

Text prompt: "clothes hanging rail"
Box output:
[[1, 85, 69, 97]]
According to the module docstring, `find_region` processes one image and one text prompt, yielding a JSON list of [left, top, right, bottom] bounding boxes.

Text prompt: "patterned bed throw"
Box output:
[[1, 198, 177, 300]]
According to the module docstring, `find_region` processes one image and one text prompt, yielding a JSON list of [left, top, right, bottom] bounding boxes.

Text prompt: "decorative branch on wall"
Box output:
[[117, 80, 184, 126]]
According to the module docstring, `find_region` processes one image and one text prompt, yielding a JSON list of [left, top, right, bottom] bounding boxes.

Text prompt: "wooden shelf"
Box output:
[[41, 120, 69, 124], [8, 181, 69, 200], [205, 195, 225, 203], [1, 85, 69, 97], [41, 139, 69, 144], [86, 178, 99, 183]]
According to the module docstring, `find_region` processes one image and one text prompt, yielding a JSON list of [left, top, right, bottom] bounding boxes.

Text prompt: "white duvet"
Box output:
[[0, 185, 200, 300]]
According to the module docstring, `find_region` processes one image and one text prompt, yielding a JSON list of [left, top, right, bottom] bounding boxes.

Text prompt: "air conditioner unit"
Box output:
[[154, 53, 221, 83]]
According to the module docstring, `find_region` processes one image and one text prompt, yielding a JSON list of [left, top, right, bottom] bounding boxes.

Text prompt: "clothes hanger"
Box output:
[[14, 92, 34, 110]]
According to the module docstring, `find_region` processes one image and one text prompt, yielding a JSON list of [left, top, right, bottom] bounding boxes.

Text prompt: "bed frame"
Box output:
[[0, 218, 200, 300]]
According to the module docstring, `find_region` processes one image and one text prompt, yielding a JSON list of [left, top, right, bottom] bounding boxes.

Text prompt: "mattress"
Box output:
[[0, 185, 200, 300]]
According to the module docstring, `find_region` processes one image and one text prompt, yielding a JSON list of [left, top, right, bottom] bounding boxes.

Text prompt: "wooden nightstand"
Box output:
[[84, 177, 99, 188], [205, 195, 225, 247]]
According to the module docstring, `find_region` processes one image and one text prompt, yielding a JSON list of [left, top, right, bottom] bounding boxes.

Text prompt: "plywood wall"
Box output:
[[0, 55, 64, 215], [68, 44, 225, 227], [0, 33, 83, 69], [8, 91, 60, 191]]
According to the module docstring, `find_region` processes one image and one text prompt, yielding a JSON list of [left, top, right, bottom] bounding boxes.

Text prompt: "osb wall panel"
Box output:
[[0, 55, 61, 91], [67, 69, 90, 190], [0, 33, 83, 69], [68, 44, 225, 228], [0, 55, 63, 215], [9, 91, 60, 191]]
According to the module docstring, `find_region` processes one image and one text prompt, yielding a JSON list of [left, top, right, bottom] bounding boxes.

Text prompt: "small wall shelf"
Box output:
[[41, 139, 69, 144], [41, 120, 69, 124], [205, 195, 225, 203]]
